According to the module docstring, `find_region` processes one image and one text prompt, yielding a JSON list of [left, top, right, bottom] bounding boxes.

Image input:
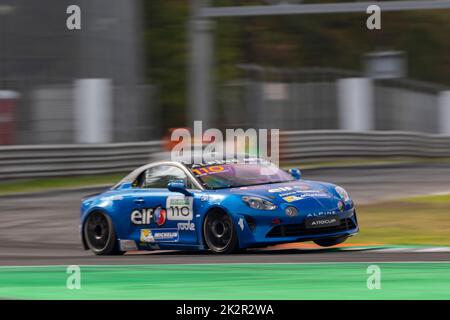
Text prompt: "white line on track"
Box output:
[[1, 261, 450, 268]]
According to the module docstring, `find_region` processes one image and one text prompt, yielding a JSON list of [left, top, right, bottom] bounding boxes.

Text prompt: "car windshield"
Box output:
[[187, 159, 294, 190]]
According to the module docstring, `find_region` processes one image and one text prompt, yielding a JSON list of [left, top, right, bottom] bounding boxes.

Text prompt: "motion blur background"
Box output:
[[1, 0, 450, 141], [2, 2, 450, 300], [1, 0, 450, 177]]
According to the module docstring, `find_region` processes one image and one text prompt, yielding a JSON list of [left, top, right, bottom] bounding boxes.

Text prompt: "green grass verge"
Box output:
[[0, 263, 449, 300], [348, 194, 450, 246], [0, 173, 126, 195]]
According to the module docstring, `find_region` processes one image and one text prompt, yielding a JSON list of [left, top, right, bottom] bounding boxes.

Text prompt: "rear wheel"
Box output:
[[203, 210, 238, 254], [84, 211, 124, 255], [313, 236, 349, 247]]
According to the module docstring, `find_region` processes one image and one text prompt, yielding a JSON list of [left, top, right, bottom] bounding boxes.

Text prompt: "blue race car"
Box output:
[[80, 158, 358, 255]]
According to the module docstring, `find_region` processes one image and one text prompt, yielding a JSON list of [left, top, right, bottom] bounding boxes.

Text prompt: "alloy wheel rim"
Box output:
[[86, 213, 110, 251]]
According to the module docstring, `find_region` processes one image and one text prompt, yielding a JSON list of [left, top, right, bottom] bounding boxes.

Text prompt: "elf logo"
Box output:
[[153, 206, 167, 226], [131, 209, 154, 225]]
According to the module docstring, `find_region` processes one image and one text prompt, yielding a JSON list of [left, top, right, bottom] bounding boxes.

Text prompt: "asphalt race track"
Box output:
[[1, 163, 450, 266]]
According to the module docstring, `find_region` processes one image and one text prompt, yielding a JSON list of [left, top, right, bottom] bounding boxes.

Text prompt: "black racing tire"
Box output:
[[313, 236, 349, 247], [83, 211, 125, 255], [203, 210, 239, 254]]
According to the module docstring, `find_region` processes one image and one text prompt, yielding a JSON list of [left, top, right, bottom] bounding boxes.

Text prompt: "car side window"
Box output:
[[137, 165, 196, 189]]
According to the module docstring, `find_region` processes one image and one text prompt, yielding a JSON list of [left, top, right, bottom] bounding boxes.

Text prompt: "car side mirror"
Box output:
[[289, 168, 301, 180], [167, 180, 193, 197]]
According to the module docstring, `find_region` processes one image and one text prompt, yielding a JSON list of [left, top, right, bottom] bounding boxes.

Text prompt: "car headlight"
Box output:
[[242, 196, 277, 210], [335, 186, 350, 202]]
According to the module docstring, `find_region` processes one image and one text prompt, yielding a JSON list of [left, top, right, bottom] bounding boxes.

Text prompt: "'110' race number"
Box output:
[[166, 196, 193, 221], [191, 166, 224, 176]]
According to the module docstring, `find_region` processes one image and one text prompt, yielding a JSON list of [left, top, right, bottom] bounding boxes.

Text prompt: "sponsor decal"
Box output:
[[278, 191, 298, 197], [119, 239, 137, 251], [140, 229, 179, 243], [166, 196, 193, 221], [140, 229, 155, 243], [283, 195, 303, 203], [301, 190, 330, 197], [191, 165, 226, 177], [153, 206, 167, 226], [177, 221, 195, 231], [278, 189, 331, 198], [131, 206, 167, 226], [306, 211, 337, 217], [268, 187, 292, 193], [310, 218, 337, 226], [238, 218, 244, 231], [305, 214, 340, 229], [131, 208, 154, 225]]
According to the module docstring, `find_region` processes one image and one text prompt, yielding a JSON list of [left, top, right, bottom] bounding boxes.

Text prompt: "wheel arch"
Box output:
[[200, 205, 240, 250], [81, 208, 114, 250]]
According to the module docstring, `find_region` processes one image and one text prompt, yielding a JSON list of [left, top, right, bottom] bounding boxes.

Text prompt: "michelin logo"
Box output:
[[140, 229, 179, 243], [140, 229, 155, 243]]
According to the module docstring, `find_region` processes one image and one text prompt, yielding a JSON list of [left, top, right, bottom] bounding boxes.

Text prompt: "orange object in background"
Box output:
[[163, 128, 188, 151], [163, 127, 213, 152], [0, 91, 19, 145]]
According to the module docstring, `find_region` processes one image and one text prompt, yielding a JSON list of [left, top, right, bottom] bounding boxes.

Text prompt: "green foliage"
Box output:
[[143, 2, 450, 129], [144, 0, 189, 131]]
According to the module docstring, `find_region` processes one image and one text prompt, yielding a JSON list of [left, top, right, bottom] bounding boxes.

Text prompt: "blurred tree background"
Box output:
[[143, 0, 450, 130]]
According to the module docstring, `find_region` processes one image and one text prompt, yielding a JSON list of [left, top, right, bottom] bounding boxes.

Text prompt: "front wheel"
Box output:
[[83, 211, 125, 255], [313, 236, 349, 247], [203, 210, 238, 254]]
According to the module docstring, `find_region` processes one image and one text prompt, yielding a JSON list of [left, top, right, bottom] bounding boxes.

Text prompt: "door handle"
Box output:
[[133, 198, 145, 204]]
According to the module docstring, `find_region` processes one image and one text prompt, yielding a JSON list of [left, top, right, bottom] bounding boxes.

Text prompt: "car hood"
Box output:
[[224, 180, 342, 208]]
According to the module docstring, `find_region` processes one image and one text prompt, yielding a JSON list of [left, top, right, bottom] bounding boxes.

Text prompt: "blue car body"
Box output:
[[80, 160, 358, 252]]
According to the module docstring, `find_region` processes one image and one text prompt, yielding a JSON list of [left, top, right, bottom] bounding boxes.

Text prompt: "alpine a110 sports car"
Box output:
[[80, 158, 358, 255]]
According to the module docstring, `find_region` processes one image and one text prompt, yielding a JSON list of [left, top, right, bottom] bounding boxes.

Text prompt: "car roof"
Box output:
[[112, 156, 271, 190], [112, 160, 201, 190]]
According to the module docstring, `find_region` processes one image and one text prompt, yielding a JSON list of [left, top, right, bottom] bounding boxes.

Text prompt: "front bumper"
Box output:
[[235, 208, 359, 248]]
